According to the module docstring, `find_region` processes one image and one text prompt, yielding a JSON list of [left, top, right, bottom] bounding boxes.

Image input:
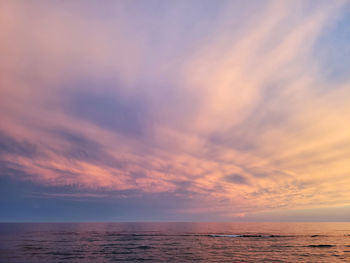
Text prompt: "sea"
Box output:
[[0, 222, 349, 262]]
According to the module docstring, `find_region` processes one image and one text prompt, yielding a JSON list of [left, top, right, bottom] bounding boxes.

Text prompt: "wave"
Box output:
[[49, 232, 331, 239], [307, 245, 334, 248], [208, 234, 284, 238], [209, 234, 241, 237]]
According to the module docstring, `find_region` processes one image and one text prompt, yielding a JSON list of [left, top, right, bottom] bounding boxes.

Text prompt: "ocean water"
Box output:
[[0, 222, 349, 262]]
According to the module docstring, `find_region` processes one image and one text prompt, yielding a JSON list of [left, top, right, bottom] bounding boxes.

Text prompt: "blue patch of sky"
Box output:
[[313, 5, 350, 84]]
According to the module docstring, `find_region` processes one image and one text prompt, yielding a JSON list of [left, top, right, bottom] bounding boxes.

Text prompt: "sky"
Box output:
[[0, 0, 349, 222]]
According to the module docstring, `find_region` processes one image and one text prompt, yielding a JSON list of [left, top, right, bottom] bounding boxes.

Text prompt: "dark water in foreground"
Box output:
[[0, 222, 349, 262]]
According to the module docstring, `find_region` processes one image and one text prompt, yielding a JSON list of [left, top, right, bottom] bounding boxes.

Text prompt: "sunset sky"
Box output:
[[0, 0, 349, 222]]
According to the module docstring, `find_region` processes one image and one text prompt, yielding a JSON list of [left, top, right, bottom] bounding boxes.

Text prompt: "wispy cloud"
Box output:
[[0, 0, 349, 220]]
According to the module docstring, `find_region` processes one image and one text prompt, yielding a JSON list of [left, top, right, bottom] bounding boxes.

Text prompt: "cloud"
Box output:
[[224, 174, 250, 185], [50, 128, 125, 169], [0, 131, 38, 158], [0, 0, 349, 220], [64, 87, 151, 138]]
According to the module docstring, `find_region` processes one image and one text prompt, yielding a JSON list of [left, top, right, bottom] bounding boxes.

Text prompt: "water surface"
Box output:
[[0, 222, 349, 262]]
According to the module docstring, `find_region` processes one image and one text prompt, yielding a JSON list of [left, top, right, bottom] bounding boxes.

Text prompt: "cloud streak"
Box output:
[[0, 0, 349, 220]]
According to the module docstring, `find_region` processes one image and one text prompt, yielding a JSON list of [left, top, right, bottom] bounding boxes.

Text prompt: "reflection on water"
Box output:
[[0, 222, 349, 262]]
